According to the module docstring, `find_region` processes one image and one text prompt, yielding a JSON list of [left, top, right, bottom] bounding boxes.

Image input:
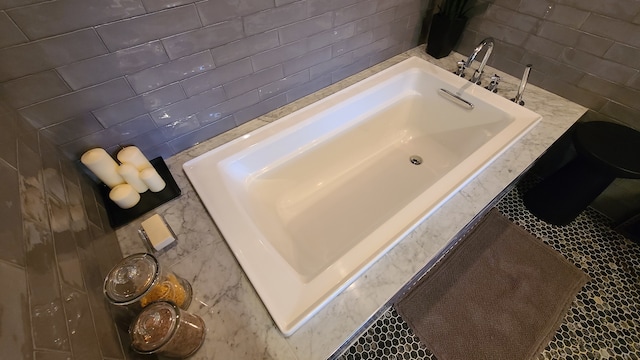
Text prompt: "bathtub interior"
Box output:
[[221, 69, 514, 281]]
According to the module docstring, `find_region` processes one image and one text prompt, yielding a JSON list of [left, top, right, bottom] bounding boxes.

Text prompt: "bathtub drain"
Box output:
[[409, 155, 423, 165]]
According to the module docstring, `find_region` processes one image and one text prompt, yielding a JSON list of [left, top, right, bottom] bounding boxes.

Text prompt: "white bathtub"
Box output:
[[183, 56, 542, 335]]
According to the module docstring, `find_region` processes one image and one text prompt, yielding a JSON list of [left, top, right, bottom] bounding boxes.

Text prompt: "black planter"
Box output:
[[425, 13, 467, 59]]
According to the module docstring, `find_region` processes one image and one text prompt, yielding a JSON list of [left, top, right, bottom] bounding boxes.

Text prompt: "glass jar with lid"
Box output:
[[130, 301, 206, 358], [104, 253, 193, 310]]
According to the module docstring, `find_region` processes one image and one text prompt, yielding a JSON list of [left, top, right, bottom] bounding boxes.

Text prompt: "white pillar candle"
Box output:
[[80, 148, 125, 188], [117, 163, 149, 193], [140, 167, 166, 192], [117, 146, 152, 171], [109, 184, 140, 209]]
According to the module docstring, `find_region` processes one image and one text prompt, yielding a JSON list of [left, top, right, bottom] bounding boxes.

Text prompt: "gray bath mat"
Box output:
[[396, 209, 590, 360]]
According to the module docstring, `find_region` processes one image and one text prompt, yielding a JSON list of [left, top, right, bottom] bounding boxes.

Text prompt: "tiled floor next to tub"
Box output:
[[335, 180, 640, 359]]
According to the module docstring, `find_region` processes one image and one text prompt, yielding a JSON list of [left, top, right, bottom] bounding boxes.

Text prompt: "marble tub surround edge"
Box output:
[[115, 45, 587, 360]]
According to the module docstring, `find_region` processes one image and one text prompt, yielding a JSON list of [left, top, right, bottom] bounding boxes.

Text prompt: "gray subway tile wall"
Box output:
[[335, 1, 379, 26], [604, 43, 640, 69], [195, 90, 260, 125], [457, 0, 640, 221], [6, 0, 145, 40], [283, 46, 333, 76], [286, 73, 333, 103], [0, 70, 71, 109], [209, 30, 280, 66], [41, 113, 106, 145], [0, 260, 32, 359], [196, 0, 273, 26], [258, 69, 309, 100], [167, 115, 237, 152], [234, 92, 288, 125], [22, 0, 640, 355], [537, 22, 581, 47], [545, 4, 589, 27], [56, 41, 170, 90], [126, 50, 214, 93], [20, 78, 135, 128], [460, 0, 640, 128], [149, 85, 226, 126], [180, 58, 254, 97], [1, 0, 426, 162], [140, 0, 197, 13], [0, 29, 108, 82], [161, 19, 245, 60], [278, 12, 333, 44], [95, 4, 201, 52], [93, 83, 186, 127], [223, 65, 283, 98], [0, 10, 27, 47], [254, 39, 312, 70], [0, 100, 133, 359], [573, 32, 613, 57], [0, 159, 23, 265], [243, 1, 308, 35], [0, 0, 40, 8]]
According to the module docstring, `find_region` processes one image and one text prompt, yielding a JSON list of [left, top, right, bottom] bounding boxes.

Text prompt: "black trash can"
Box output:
[[524, 119, 640, 226]]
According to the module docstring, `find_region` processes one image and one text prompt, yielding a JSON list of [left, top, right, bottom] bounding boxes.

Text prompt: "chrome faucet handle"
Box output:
[[471, 69, 484, 85], [485, 74, 500, 93], [454, 59, 467, 77], [511, 64, 532, 106]]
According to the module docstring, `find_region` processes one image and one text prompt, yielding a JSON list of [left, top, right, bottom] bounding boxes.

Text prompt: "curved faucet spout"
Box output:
[[466, 37, 494, 84]]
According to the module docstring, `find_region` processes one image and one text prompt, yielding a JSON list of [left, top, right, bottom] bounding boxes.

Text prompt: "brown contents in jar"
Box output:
[[131, 306, 174, 352], [131, 302, 206, 358], [159, 310, 206, 357], [139, 273, 187, 308]]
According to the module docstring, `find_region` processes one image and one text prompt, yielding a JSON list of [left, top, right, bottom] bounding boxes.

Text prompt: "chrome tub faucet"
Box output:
[[455, 37, 495, 85]]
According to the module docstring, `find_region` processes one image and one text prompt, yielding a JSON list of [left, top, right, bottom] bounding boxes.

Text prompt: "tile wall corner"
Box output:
[[0, 99, 132, 359]]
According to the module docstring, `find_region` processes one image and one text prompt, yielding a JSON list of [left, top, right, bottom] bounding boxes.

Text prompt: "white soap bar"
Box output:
[[109, 184, 140, 209], [117, 163, 149, 193], [141, 214, 175, 251], [81, 148, 125, 188], [140, 167, 166, 192], [117, 146, 152, 171]]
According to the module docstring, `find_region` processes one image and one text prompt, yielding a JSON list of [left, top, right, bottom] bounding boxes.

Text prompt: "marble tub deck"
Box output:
[[115, 46, 587, 360]]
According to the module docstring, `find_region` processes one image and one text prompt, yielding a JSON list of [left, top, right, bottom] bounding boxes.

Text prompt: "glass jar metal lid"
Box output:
[[103, 253, 159, 304], [130, 301, 178, 353]]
